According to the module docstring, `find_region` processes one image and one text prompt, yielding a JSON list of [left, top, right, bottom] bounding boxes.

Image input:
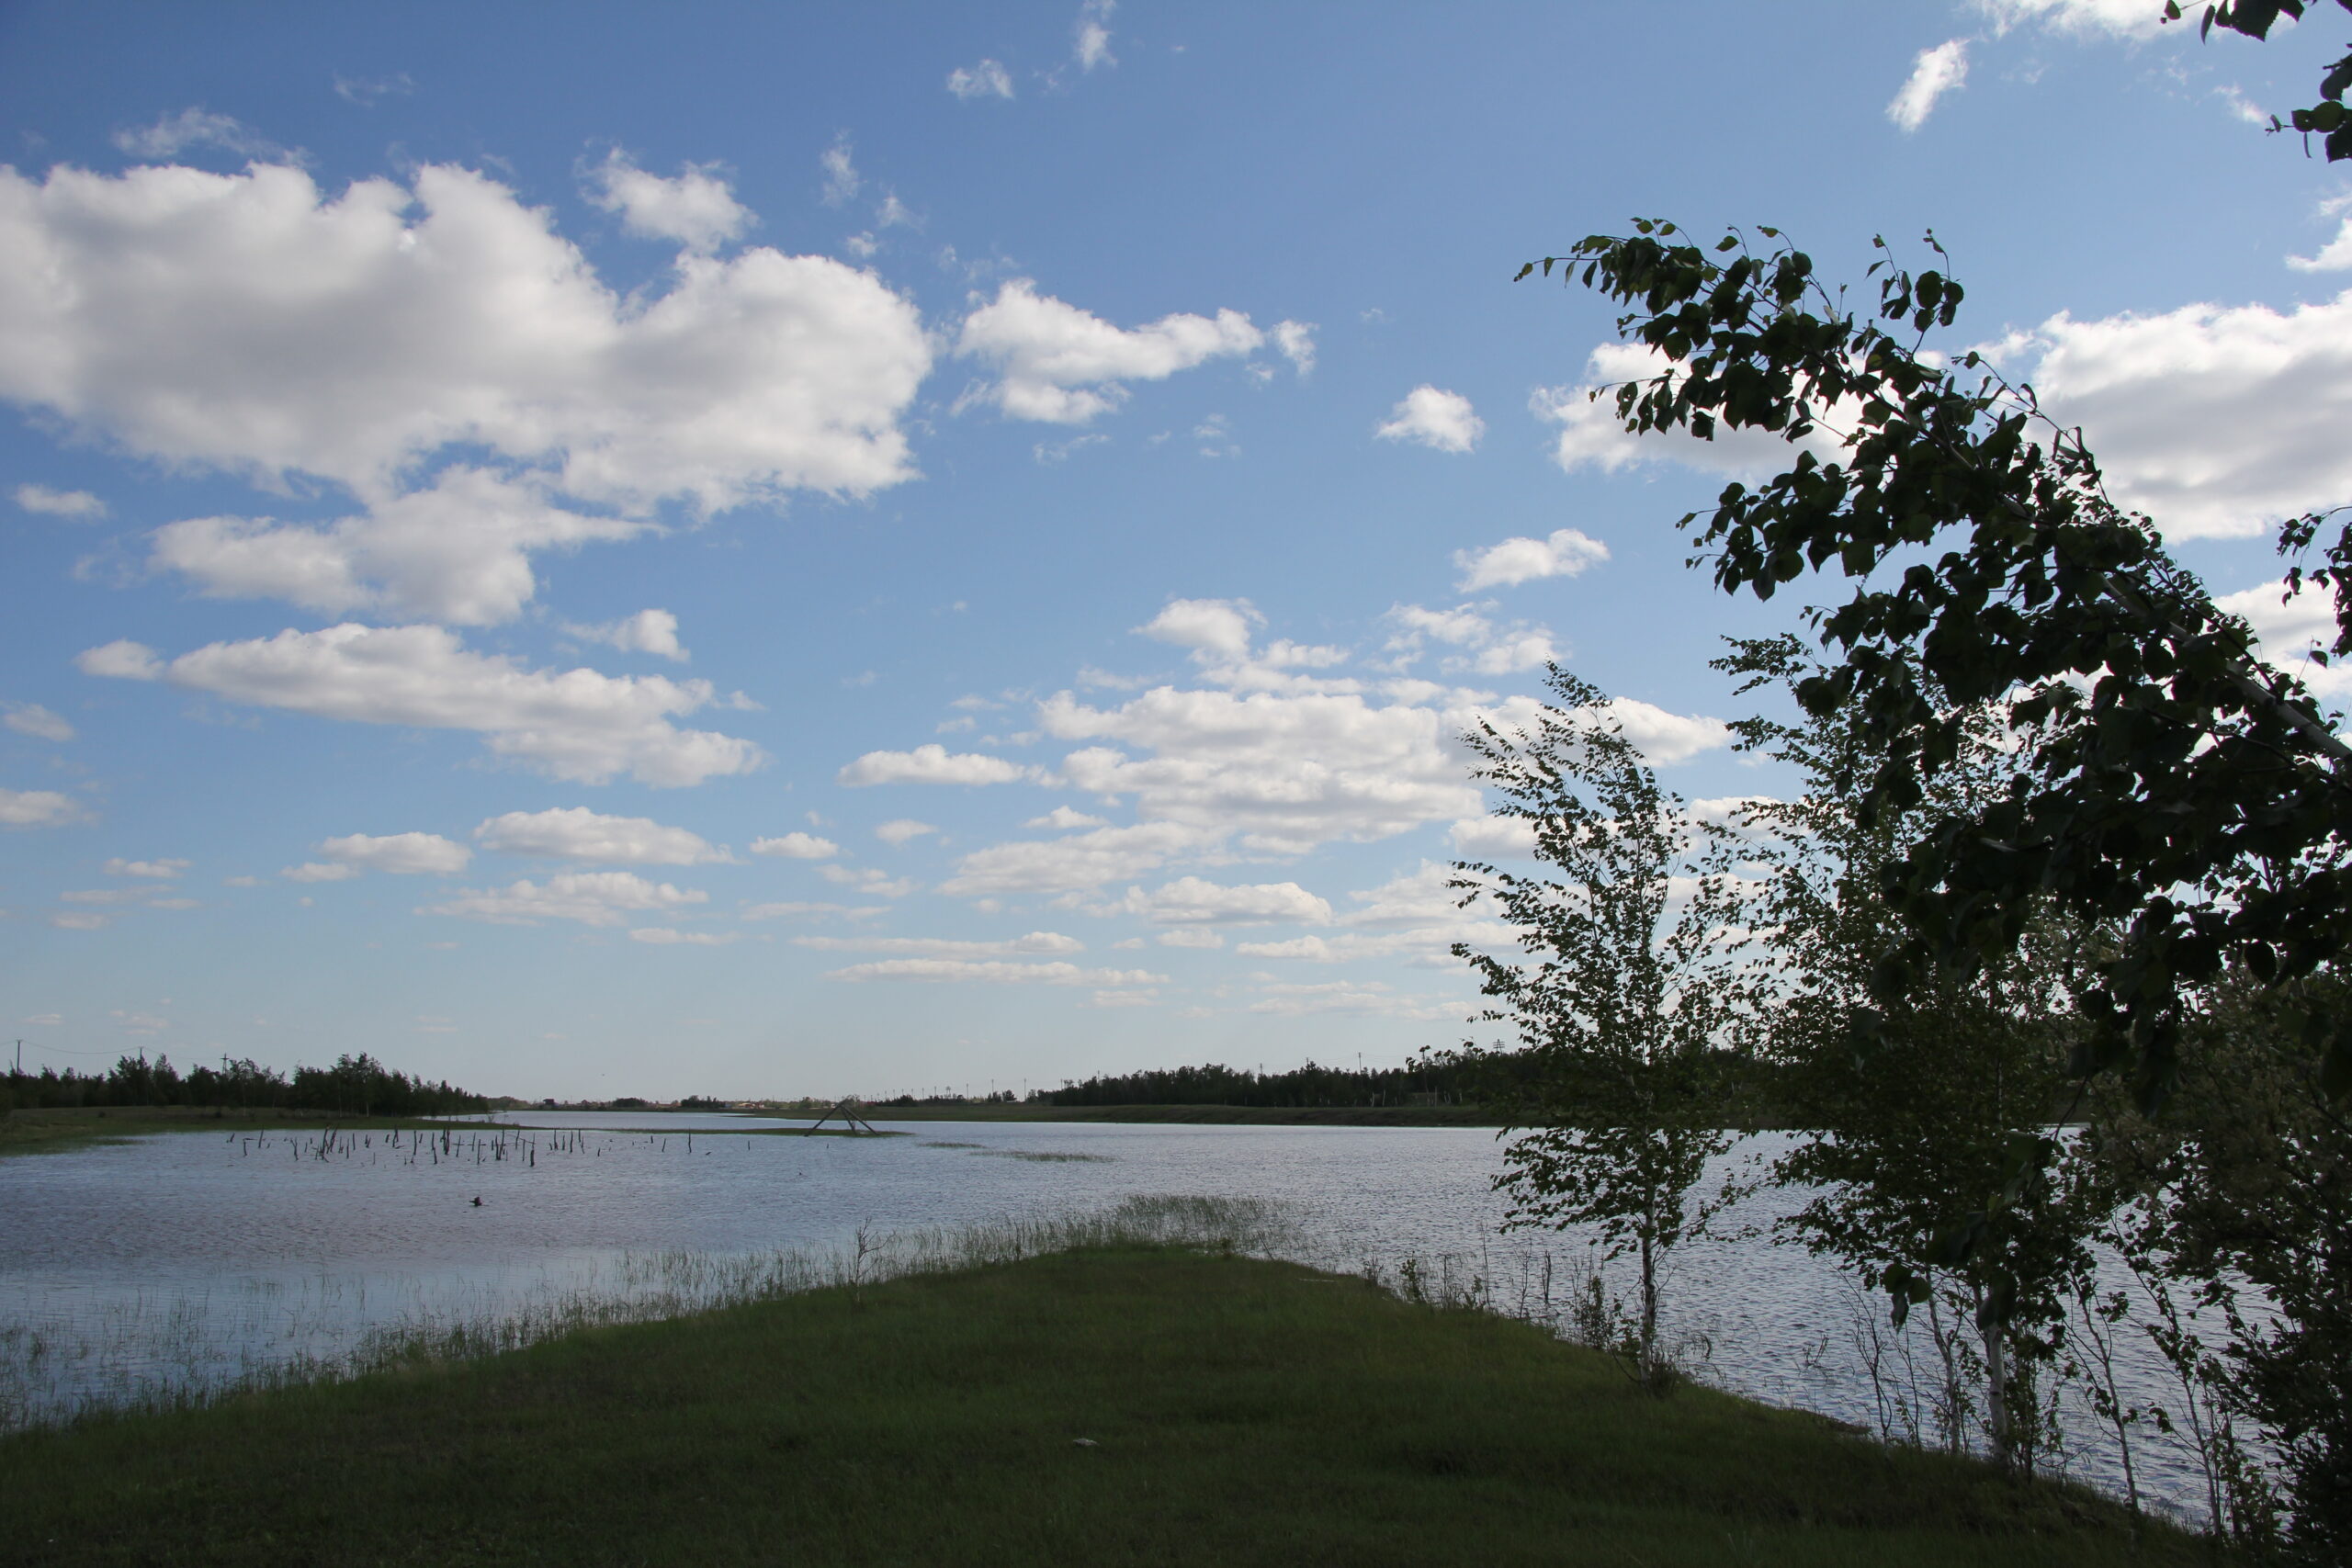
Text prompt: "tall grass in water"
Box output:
[[0, 1195, 1283, 1433]]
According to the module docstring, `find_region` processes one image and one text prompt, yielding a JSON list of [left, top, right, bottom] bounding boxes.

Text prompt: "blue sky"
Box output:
[[4, 1, 2348, 1100]]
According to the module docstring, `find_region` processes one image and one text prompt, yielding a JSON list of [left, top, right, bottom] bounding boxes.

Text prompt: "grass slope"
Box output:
[[1, 1247, 2202, 1567]]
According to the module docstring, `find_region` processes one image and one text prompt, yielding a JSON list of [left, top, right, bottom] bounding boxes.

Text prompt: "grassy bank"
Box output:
[[0, 1106, 468, 1160], [2, 1244, 2204, 1566], [855, 1100, 1507, 1127]]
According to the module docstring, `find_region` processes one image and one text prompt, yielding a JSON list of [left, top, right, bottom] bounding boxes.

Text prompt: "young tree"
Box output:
[[1724, 636, 2108, 1472], [1453, 667, 1755, 1386]]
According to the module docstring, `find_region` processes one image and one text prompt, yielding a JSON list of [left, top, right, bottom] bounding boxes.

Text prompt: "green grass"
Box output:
[[0, 1246, 2210, 1567], [0, 1106, 469, 1160]]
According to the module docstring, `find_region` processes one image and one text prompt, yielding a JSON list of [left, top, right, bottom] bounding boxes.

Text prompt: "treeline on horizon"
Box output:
[[1, 1051, 493, 1117], [1027, 1049, 1807, 1121], [1034, 1052, 1512, 1111]]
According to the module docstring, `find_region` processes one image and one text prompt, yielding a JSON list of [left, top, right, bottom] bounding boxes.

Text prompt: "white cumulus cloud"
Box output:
[[473, 807, 726, 866], [1376, 386, 1483, 454], [1117, 875, 1332, 926], [585, 151, 751, 254], [628, 927, 738, 946], [0, 788, 88, 828], [281, 861, 361, 883], [1888, 39, 1970, 132], [318, 832, 471, 875], [569, 609, 688, 661], [14, 483, 106, 519], [752, 830, 840, 859], [822, 958, 1162, 986], [955, 280, 1265, 424], [149, 468, 647, 627], [424, 871, 707, 927], [1983, 288, 2352, 538], [4, 702, 74, 741], [1075, 0, 1116, 70], [0, 158, 930, 598], [78, 624, 761, 786], [838, 744, 1033, 786], [875, 818, 937, 846], [103, 857, 187, 878], [1453, 528, 1610, 592]]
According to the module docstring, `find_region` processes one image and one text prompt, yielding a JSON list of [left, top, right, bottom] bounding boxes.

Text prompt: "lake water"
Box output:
[[0, 1113, 2233, 1522]]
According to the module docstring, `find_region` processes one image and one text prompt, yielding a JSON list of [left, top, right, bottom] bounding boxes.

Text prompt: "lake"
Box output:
[[0, 1112, 2230, 1522]]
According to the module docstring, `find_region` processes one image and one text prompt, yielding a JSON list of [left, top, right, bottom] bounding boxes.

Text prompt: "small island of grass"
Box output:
[[3, 1241, 2205, 1567]]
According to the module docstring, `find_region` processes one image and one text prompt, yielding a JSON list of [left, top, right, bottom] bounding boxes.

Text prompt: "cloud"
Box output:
[[948, 59, 1015, 100], [1117, 875, 1332, 926], [628, 927, 739, 946], [567, 608, 688, 661], [1888, 39, 1970, 132], [475, 807, 725, 866], [1453, 528, 1610, 592], [1074, 0, 1116, 70], [1272, 321, 1316, 376], [751, 830, 840, 860], [1375, 386, 1483, 454], [839, 744, 1033, 786], [1973, 0, 2168, 39], [820, 865, 918, 897], [1244, 979, 1455, 1021], [424, 871, 707, 927], [1157, 928, 1224, 949], [0, 158, 929, 528], [3, 702, 74, 741], [281, 861, 361, 883], [14, 483, 106, 519], [1044, 686, 1484, 856], [112, 108, 287, 162], [79, 624, 761, 786], [50, 911, 109, 929], [585, 151, 751, 254], [2290, 197, 2352, 274], [149, 468, 646, 626], [1449, 815, 1538, 859], [1384, 603, 1557, 676], [821, 958, 1163, 986], [333, 73, 414, 107], [316, 831, 471, 874], [1026, 806, 1108, 829], [794, 931, 1084, 958], [875, 818, 937, 846], [0, 788, 88, 828], [1982, 288, 2352, 538], [741, 899, 874, 920], [104, 857, 188, 878], [941, 821, 1206, 897], [820, 135, 860, 207], [1139, 598, 1260, 661], [955, 280, 1265, 424]]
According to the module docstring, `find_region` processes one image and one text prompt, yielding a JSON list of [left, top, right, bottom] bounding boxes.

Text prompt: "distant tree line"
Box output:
[[1033, 1054, 1499, 1110], [1, 1052, 492, 1117]]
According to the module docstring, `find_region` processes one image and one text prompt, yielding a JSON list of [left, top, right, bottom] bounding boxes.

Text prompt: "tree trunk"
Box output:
[[1975, 1281, 2014, 1472]]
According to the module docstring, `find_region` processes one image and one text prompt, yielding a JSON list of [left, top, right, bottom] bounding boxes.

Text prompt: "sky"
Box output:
[[3, 0, 2349, 1100]]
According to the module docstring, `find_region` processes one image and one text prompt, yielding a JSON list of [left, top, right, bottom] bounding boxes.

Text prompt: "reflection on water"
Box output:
[[0, 1114, 2244, 1522]]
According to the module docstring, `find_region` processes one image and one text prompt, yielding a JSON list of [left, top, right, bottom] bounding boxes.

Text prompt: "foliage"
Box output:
[[4, 1052, 489, 1117], [1722, 635, 2109, 1472], [1452, 667, 1756, 1384], [2168, 1, 2352, 161], [1518, 220, 2352, 1118], [1034, 1053, 1494, 1111], [2092, 968, 2352, 1560]]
